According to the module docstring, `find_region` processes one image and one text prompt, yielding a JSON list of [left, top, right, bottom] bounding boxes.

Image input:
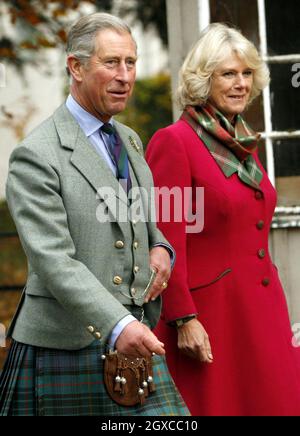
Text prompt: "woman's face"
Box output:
[[208, 52, 253, 122]]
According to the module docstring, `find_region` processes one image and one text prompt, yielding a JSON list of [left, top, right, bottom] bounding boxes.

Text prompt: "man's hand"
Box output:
[[115, 320, 165, 358], [144, 246, 171, 303], [177, 318, 213, 363]]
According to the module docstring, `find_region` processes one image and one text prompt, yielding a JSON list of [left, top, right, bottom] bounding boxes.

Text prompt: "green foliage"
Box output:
[[0, 200, 16, 233], [117, 73, 172, 147], [0, 201, 27, 287]]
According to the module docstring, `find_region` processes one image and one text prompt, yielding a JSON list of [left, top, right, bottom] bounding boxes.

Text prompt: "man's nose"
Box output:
[[116, 62, 130, 82]]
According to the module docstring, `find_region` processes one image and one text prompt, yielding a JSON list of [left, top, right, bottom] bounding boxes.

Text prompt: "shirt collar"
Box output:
[[66, 94, 113, 137]]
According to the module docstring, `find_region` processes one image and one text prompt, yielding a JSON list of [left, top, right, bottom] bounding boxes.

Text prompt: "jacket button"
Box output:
[[94, 332, 101, 339], [258, 248, 266, 259], [255, 191, 263, 200], [134, 266, 140, 273], [115, 240, 124, 249], [256, 220, 265, 230], [133, 241, 139, 249], [131, 287, 137, 296], [87, 326, 95, 333], [113, 276, 123, 285], [262, 278, 270, 287]]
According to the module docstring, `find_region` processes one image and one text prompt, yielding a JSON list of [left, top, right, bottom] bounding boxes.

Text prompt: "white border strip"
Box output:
[[257, 0, 276, 186]]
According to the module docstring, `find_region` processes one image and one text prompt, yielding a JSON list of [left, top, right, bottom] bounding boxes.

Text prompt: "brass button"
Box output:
[[133, 241, 139, 249], [258, 248, 266, 259], [113, 276, 123, 285], [255, 191, 263, 200], [262, 278, 270, 287], [131, 287, 136, 296], [94, 332, 101, 339], [115, 240, 124, 249], [87, 326, 95, 333], [134, 266, 140, 273], [256, 220, 265, 230]]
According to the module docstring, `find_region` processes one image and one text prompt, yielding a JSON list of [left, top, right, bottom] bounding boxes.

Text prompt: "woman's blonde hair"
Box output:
[[177, 23, 270, 109]]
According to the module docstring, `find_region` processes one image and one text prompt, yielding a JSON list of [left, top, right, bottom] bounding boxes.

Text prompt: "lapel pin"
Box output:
[[129, 136, 141, 152]]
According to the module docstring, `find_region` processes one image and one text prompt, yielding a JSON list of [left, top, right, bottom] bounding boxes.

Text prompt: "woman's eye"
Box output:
[[223, 72, 235, 78], [244, 70, 253, 76]]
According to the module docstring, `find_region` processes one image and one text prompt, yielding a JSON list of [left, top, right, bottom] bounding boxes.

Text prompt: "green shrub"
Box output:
[[117, 73, 173, 148]]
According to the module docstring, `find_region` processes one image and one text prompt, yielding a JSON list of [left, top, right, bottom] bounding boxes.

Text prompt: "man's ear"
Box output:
[[67, 55, 84, 82]]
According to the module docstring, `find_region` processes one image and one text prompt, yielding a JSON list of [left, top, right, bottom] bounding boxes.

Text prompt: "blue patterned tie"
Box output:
[[101, 123, 132, 194]]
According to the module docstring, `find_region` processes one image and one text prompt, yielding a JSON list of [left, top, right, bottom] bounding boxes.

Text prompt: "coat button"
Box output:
[[133, 241, 139, 249], [134, 266, 140, 273], [258, 248, 266, 259], [131, 287, 136, 296], [115, 240, 124, 249], [113, 276, 123, 285], [255, 191, 263, 200], [94, 332, 101, 339], [262, 278, 270, 287], [256, 220, 265, 230], [87, 326, 95, 333]]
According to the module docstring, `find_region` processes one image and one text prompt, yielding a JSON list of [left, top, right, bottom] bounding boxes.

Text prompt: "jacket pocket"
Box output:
[[25, 273, 55, 299], [190, 268, 232, 292]]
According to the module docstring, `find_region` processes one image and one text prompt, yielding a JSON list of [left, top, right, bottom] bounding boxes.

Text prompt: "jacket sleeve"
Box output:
[[6, 145, 130, 345], [146, 127, 198, 322]]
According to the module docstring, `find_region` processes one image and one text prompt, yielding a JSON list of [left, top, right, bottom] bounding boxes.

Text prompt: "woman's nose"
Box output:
[[234, 74, 246, 88]]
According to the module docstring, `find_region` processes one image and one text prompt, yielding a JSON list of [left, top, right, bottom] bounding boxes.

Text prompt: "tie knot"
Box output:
[[101, 123, 115, 136]]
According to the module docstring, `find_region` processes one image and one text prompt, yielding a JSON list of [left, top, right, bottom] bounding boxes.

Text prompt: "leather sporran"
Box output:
[[103, 352, 156, 406]]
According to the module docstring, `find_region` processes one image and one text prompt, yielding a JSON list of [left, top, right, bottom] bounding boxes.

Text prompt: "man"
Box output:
[[0, 13, 189, 416]]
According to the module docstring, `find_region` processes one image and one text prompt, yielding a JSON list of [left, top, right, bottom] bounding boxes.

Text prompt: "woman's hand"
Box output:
[[177, 318, 213, 363]]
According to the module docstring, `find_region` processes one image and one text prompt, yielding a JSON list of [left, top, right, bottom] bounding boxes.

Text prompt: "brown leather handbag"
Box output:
[[103, 351, 156, 406]]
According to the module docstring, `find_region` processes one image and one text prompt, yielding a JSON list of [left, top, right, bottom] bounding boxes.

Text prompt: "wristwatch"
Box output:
[[172, 315, 197, 328]]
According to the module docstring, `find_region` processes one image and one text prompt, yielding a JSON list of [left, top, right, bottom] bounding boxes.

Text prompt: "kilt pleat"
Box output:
[[0, 341, 28, 415], [0, 340, 190, 416]]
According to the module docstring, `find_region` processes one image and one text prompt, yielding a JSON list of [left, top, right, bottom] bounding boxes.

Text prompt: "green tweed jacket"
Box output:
[[6, 103, 171, 350]]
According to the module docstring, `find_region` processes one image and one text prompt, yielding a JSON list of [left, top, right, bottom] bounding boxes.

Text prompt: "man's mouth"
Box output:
[[109, 90, 128, 97]]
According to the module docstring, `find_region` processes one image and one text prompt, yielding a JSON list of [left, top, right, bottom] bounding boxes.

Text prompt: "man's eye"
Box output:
[[126, 59, 136, 68], [105, 60, 118, 67]]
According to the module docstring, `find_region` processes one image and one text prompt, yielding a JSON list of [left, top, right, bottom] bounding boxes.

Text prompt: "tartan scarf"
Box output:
[[181, 103, 263, 190]]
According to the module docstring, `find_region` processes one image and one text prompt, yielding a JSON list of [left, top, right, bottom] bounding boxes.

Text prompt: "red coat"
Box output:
[[146, 118, 300, 416]]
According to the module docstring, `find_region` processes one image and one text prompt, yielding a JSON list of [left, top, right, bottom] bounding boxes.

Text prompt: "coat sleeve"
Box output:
[[146, 127, 198, 322], [6, 145, 130, 345]]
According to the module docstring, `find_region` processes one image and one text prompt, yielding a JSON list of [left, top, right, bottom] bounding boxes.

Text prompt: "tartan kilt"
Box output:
[[0, 340, 190, 416]]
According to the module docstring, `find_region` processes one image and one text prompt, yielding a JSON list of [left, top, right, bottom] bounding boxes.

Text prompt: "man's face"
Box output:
[[73, 29, 137, 122]]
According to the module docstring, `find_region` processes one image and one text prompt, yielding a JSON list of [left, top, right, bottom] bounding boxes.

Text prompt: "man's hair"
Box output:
[[66, 12, 135, 67], [177, 23, 270, 109]]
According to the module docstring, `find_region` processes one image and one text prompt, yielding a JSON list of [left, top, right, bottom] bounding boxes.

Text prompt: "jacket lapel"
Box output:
[[52, 105, 128, 223]]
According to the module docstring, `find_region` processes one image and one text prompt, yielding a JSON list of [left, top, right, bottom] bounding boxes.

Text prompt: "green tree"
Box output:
[[117, 73, 172, 147]]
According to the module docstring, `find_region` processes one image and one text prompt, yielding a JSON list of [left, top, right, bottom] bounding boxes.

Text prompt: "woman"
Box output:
[[146, 23, 300, 416]]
